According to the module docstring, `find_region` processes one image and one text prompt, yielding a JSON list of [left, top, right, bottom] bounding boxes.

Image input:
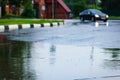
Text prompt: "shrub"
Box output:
[[21, 8, 35, 18], [3, 14, 22, 18]]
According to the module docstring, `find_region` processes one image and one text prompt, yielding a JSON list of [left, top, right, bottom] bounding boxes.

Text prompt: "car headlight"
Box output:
[[106, 15, 109, 18], [95, 14, 99, 17]]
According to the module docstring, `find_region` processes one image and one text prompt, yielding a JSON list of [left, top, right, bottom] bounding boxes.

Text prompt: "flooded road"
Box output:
[[0, 20, 120, 80]]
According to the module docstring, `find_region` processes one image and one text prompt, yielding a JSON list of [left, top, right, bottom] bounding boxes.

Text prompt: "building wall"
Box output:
[[40, 0, 45, 18], [55, 3, 69, 19], [45, 3, 52, 18], [34, 0, 46, 18], [45, 0, 70, 19]]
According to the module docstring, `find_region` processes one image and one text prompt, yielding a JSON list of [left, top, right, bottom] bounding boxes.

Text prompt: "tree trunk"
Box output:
[[0, 6, 1, 18]]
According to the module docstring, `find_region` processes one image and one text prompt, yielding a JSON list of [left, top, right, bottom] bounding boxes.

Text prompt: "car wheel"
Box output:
[[91, 17, 96, 22], [103, 19, 107, 22], [81, 17, 84, 22]]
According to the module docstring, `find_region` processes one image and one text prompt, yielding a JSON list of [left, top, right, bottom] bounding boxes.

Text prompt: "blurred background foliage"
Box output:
[[63, 0, 120, 17]]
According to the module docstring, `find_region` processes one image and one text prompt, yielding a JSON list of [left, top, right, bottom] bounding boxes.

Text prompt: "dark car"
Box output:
[[79, 9, 109, 22]]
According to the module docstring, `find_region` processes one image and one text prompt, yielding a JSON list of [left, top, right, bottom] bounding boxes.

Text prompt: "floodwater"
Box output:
[[0, 20, 120, 80]]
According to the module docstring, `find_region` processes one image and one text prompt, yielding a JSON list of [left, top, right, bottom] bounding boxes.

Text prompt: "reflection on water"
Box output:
[[49, 45, 56, 64], [102, 48, 120, 70], [0, 41, 36, 80], [103, 48, 120, 59], [95, 22, 109, 27], [0, 41, 120, 80], [72, 21, 109, 28]]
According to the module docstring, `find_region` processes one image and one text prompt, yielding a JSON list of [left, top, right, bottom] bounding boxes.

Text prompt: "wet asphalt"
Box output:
[[8, 19, 120, 48], [0, 20, 120, 80]]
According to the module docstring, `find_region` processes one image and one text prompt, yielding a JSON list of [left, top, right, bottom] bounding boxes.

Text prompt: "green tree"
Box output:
[[21, 0, 35, 18], [73, 0, 88, 17], [8, 0, 22, 8], [63, 0, 88, 17], [0, 0, 35, 18], [0, 0, 8, 17], [101, 0, 120, 16]]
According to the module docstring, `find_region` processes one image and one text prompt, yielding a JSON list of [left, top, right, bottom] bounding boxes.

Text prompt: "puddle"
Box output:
[[0, 41, 120, 80]]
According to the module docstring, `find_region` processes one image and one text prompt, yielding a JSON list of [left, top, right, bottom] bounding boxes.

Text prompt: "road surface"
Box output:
[[0, 20, 120, 80]]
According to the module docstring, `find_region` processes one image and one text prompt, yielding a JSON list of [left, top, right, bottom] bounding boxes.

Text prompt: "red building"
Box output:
[[34, 0, 71, 19], [4, 0, 71, 19]]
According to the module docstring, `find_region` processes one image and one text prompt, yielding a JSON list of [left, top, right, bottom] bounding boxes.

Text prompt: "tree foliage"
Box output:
[[8, 0, 22, 8], [101, 0, 120, 10], [21, 0, 35, 18], [64, 0, 120, 17], [0, 0, 8, 17], [101, 0, 120, 16], [63, 0, 101, 17], [63, 0, 88, 17], [0, 0, 35, 18], [73, 0, 88, 17]]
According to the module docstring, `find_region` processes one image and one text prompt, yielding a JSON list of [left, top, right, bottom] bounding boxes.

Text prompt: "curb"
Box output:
[[0, 22, 64, 32]]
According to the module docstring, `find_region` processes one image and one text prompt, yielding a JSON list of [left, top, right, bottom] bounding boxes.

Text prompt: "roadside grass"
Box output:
[[109, 16, 120, 19], [0, 19, 64, 25]]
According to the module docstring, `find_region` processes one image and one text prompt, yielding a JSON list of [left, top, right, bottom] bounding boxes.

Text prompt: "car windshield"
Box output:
[[90, 9, 103, 14]]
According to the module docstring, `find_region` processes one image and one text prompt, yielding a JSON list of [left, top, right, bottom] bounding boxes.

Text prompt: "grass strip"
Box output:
[[0, 19, 64, 25], [109, 16, 120, 19]]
